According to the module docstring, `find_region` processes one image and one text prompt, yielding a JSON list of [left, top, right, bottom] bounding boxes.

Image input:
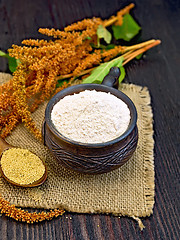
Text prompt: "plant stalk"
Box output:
[[123, 40, 161, 65], [104, 3, 135, 27], [56, 40, 161, 81]]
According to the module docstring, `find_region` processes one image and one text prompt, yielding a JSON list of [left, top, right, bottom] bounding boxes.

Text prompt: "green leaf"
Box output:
[[82, 56, 123, 84], [112, 14, 141, 41], [84, 36, 92, 40], [91, 79, 101, 84], [104, 44, 115, 50], [135, 53, 143, 60], [97, 25, 112, 44], [99, 44, 115, 50], [90, 43, 115, 50], [56, 79, 69, 88], [0, 50, 8, 57], [0, 50, 20, 72], [7, 57, 19, 73], [119, 66, 125, 83]]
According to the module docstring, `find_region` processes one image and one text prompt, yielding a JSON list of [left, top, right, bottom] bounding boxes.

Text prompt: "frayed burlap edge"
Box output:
[[121, 84, 155, 217], [119, 84, 155, 229]]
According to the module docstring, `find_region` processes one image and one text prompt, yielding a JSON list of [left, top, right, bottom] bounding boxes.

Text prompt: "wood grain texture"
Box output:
[[0, 0, 179, 239]]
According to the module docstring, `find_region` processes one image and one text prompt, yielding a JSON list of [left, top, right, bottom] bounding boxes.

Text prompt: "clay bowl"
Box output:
[[42, 78, 138, 174]]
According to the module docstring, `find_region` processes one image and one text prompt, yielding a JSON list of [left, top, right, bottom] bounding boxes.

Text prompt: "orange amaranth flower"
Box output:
[[0, 195, 65, 223], [0, 4, 134, 139]]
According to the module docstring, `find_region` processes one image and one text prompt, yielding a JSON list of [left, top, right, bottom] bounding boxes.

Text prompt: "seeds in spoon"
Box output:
[[0, 148, 45, 185]]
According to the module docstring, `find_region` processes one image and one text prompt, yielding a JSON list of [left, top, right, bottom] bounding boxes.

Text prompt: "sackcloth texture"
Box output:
[[0, 73, 155, 223]]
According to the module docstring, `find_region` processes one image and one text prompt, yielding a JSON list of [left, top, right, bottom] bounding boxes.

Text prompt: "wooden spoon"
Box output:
[[0, 137, 47, 187]]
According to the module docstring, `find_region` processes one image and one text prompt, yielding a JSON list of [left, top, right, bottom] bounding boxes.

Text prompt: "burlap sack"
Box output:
[[0, 73, 154, 227]]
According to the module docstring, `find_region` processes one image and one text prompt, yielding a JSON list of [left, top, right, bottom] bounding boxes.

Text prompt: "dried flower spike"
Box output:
[[0, 195, 65, 223]]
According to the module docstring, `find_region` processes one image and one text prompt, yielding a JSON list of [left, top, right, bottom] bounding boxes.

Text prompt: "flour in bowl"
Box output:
[[51, 90, 131, 143]]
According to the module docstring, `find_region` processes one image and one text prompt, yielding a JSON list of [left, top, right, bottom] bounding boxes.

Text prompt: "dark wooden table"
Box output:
[[0, 0, 179, 239]]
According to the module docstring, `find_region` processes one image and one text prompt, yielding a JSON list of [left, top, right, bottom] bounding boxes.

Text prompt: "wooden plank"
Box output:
[[0, 0, 179, 239]]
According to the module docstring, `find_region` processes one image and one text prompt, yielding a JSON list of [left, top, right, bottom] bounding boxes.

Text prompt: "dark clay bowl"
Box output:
[[42, 70, 138, 174]]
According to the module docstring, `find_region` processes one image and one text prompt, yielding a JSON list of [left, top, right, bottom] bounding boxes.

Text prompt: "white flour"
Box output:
[[51, 90, 131, 143]]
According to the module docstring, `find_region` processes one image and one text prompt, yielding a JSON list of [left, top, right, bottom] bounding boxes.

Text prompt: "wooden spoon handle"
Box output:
[[0, 137, 12, 155]]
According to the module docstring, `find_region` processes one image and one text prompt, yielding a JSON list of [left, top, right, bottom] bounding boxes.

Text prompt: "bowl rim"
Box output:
[[45, 84, 137, 148]]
